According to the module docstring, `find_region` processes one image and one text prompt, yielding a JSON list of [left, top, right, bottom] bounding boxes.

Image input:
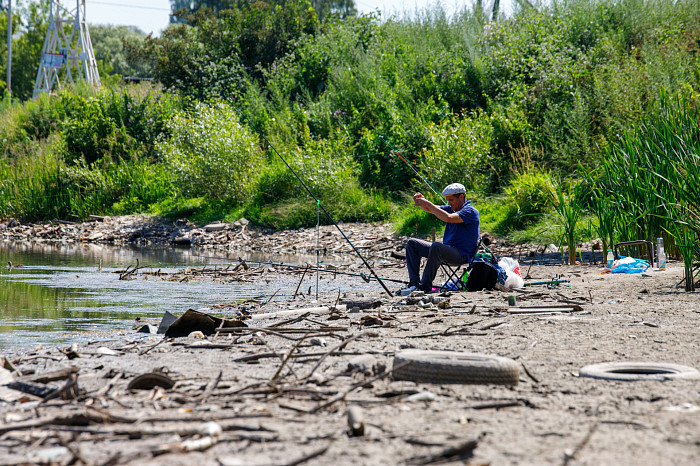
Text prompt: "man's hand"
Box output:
[[413, 192, 464, 224], [413, 193, 433, 212]]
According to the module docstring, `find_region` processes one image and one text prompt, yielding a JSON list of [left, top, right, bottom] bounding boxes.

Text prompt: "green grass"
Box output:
[[150, 197, 246, 225]]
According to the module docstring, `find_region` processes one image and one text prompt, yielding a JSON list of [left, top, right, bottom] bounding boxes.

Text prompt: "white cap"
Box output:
[[442, 183, 466, 196]]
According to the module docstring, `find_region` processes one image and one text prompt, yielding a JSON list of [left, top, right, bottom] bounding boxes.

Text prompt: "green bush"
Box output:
[[420, 112, 494, 193], [105, 159, 175, 215], [393, 201, 445, 237], [61, 98, 134, 165], [158, 102, 263, 204], [495, 168, 554, 232], [250, 178, 392, 230]]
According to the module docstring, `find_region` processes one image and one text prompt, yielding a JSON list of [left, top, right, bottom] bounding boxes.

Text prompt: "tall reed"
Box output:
[[598, 92, 699, 289], [548, 179, 588, 265]]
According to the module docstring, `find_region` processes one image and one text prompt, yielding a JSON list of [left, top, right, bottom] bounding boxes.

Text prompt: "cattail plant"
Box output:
[[547, 179, 588, 265], [597, 92, 699, 290]]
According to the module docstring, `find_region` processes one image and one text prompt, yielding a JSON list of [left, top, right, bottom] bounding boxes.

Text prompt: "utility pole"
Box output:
[[33, 0, 100, 98], [4, 0, 10, 99]]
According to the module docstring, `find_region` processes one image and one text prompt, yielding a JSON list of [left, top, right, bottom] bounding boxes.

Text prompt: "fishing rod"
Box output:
[[227, 258, 408, 285], [523, 279, 571, 287], [379, 135, 447, 205], [159, 250, 409, 285], [262, 135, 395, 297]]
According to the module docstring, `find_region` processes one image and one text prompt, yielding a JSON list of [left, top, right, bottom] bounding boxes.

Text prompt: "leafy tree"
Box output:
[[0, 9, 7, 97], [3, 0, 50, 101], [89, 25, 153, 78], [170, 0, 354, 24], [169, 0, 240, 23], [147, 0, 319, 100], [310, 0, 355, 22]]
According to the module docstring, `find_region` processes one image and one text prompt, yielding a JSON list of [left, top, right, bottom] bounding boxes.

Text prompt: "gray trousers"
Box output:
[[406, 238, 467, 288]]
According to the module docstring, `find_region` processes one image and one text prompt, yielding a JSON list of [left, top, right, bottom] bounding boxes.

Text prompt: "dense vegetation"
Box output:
[[1, 0, 699, 286]]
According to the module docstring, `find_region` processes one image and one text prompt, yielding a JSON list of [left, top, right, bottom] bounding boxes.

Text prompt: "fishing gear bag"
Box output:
[[466, 258, 500, 292]]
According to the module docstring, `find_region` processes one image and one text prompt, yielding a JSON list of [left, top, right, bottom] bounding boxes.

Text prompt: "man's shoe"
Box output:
[[419, 283, 437, 294], [397, 285, 418, 296]]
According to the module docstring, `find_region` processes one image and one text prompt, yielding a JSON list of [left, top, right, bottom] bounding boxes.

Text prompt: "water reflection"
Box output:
[[1, 240, 324, 268], [0, 241, 372, 352]]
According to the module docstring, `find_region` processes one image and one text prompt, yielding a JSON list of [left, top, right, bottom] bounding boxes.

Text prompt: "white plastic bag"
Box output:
[[498, 257, 524, 289], [498, 257, 521, 276]]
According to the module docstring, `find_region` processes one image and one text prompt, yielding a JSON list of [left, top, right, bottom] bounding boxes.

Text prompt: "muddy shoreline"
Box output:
[[1, 216, 699, 465]]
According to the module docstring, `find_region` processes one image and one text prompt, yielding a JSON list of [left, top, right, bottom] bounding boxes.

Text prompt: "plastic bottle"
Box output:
[[658, 246, 666, 271], [656, 237, 664, 268], [607, 249, 614, 268]]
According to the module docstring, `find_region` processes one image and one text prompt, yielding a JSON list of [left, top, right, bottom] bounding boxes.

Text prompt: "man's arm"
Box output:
[[413, 194, 463, 223]]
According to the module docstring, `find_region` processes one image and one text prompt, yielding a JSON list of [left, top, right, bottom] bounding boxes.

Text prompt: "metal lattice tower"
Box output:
[[33, 0, 100, 98]]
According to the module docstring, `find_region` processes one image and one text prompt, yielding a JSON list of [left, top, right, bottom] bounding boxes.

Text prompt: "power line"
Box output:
[[87, 1, 171, 12]]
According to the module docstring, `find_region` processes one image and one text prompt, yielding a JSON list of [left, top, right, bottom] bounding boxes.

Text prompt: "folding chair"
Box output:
[[439, 236, 494, 291], [439, 260, 469, 291]]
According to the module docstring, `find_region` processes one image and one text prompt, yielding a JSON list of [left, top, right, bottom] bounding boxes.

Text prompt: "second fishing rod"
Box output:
[[228, 258, 408, 285], [379, 135, 447, 205], [262, 135, 395, 297]]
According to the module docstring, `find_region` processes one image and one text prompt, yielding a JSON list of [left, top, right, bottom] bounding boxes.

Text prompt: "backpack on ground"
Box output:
[[466, 259, 499, 291]]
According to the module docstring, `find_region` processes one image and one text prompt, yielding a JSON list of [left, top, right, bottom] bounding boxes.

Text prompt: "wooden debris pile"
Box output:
[[0, 289, 570, 465]]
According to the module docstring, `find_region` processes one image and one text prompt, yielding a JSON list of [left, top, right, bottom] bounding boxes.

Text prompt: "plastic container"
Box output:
[[656, 237, 664, 268], [607, 250, 614, 268], [658, 246, 666, 270]]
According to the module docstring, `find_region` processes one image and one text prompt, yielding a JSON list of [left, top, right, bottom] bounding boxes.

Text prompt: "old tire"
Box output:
[[392, 350, 519, 385], [579, 362, 700, 381]]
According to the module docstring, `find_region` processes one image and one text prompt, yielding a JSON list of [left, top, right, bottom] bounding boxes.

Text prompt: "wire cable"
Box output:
[[86, 1, 171, 12]]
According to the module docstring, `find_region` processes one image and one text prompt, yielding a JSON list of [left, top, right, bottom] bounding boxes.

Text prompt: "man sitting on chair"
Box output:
[[399, 183, 480, 295]]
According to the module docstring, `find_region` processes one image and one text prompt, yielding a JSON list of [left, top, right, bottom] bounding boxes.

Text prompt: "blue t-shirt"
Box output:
[[441, 201, 480, 260]]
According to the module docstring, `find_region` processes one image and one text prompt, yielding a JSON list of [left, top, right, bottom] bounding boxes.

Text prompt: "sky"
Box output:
[[79, 0, 516, 37]]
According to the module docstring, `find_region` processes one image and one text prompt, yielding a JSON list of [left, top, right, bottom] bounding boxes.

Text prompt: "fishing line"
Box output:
[[316, 199, 320, 300], [226, 258, 408, 285], [379, 135, 447, 204], [261, 135, 394, 297]]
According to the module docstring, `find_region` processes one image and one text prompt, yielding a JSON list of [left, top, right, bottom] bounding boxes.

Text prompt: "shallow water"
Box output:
[[0, 241, 377, 352]]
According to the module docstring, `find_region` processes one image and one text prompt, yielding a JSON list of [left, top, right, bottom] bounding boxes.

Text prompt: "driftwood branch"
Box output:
[[302, 331, 378, 381], [308, 361, 411, 414]]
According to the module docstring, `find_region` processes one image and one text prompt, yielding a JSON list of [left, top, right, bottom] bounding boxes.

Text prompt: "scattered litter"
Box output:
[[199, 421, 223, 436], [406, 390, 436, 402], [348, 354, 379, 375], [137, 324, 158, 334], [359, 315, 384, 326], [347, 405, 365, 436], [250, 333, 266, 345], [157, 311, 178, 334], [26, 447, 69, 461], [127, 371, 175, 390], [165, 309, 247, 338], [611, 257, 650, 274], [664, 403, 700, 413]]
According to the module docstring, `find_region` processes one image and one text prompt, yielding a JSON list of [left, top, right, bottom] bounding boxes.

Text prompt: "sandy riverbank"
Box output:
[[1, 217, 699, 465]]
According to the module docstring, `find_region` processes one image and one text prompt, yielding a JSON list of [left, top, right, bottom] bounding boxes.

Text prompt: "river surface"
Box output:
[[0, 241, 378, 353]]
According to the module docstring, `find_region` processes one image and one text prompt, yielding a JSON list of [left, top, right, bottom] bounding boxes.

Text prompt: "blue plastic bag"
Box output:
[[611, 257, 650, 274]]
